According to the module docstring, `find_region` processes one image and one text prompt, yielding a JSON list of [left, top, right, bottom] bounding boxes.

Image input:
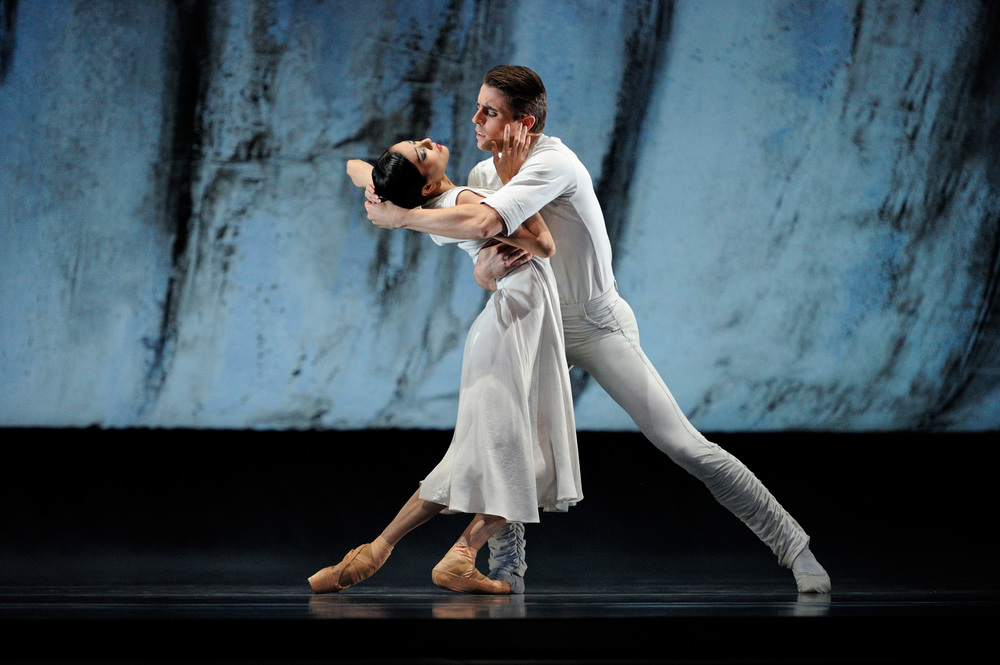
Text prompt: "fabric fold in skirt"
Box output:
[[419, 258, 583, 524]]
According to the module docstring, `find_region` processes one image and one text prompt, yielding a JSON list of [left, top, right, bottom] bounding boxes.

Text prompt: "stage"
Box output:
[[1, 429, 996, 663]]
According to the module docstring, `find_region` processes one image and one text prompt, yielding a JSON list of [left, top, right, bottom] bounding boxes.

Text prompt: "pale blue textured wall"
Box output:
[[1, 0, 997, 431]]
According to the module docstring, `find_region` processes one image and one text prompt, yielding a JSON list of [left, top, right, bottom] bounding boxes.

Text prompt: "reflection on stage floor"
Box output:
[[2, 430, 996, 663], [1, 566, 991, 621], [1, 552, 994, 664]]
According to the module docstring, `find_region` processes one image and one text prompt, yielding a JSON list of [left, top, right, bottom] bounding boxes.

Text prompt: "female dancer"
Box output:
[[308, 136, 582, 594]]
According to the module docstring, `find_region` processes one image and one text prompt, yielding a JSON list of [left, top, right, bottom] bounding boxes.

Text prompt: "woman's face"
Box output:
[[391, 138, 449, 185]]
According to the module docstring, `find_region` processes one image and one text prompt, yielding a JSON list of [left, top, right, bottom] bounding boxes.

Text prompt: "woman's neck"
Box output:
[[429, 174, 456, 197]]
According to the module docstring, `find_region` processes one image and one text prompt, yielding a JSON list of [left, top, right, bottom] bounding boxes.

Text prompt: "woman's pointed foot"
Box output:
[[309, 537, 392, 594]]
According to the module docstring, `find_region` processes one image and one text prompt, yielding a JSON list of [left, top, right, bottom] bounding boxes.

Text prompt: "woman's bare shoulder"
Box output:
[[455, 188, 486, 205]]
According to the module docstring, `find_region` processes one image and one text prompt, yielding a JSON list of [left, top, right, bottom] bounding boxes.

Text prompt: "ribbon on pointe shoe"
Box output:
[[309, 537, 393, 594]]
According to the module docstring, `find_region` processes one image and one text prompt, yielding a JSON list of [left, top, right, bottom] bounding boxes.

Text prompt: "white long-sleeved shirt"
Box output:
[[469, 134, 615, 305]]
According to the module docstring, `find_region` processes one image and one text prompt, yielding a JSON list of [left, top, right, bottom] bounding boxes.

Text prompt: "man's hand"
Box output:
[[365, 198, 407, 230], [362, 184, 408, 230], [492, 123, 533, 185], [474, 243, 532, 291]]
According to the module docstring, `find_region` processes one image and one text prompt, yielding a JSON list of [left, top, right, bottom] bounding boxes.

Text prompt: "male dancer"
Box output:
[[365, 65, 831, 595]]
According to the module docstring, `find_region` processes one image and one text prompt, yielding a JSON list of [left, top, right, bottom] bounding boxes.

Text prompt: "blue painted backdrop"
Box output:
[[1, 0, 997, 431]]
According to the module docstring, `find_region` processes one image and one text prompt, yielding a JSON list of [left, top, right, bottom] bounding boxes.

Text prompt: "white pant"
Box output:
[[560, 288, 809, 567]]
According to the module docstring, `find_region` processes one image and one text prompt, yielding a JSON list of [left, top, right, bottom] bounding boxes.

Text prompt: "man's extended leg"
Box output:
[[562, 291, 829, 592]]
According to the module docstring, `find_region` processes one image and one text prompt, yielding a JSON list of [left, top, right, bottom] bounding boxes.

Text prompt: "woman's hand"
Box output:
[[492, 123, 533, 185]]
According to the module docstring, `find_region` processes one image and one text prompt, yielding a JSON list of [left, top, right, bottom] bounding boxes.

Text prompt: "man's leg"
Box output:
[[562, 292, 829, 592], [487, 521, 526, 593]]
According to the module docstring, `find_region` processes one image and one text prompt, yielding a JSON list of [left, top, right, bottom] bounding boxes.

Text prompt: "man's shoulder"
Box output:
[[531, 134, 582, 166], [534, 134, 573, 154], [470, 157, 494, 173], [525, 135, 582, 180], [468, 157, 498, 186], [468, 135, 579, 184]]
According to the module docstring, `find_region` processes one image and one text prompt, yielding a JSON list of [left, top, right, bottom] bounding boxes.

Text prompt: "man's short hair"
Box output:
[[483, 65, 547, 134]]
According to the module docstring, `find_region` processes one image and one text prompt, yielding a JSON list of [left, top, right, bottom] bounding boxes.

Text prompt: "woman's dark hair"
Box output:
[[372, 149, 429, 209], [483, 65, 547, 134]]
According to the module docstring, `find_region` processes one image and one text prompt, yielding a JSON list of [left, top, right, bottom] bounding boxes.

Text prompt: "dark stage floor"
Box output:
[[1, 429, 997, 663], [0, 558, 993, 663]]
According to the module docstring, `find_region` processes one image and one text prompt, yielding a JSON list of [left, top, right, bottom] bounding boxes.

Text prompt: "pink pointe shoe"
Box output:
[[431, 544, 511, 594]]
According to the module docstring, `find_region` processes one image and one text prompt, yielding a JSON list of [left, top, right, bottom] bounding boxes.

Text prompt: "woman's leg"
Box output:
[[380, 488, 448, 545], [309, 488, 446, 594], [433, 513, 511, 594], [456, 513, 508, 550]]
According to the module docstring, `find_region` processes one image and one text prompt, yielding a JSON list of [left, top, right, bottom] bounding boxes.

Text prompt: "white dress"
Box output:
[[417, 187, 583, 523]]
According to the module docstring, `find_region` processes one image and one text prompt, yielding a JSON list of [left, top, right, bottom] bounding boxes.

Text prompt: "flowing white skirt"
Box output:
[[419, 258, 583, 523]]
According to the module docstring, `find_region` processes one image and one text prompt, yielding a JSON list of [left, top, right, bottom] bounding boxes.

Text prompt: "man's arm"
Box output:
[[473, 243, 532, 291], [366, 199, 505, 241], [367, 123, 538, 241], [348, 158, 503, 241], [454, 190, 553, 258]]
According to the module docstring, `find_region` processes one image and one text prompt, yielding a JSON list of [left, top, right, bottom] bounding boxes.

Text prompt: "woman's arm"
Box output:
[[504, 213, 554, 258], [346, 159, 374, 189]]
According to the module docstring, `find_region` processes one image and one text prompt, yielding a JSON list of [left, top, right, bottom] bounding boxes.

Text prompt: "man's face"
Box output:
[[472, 84, 532, 152]]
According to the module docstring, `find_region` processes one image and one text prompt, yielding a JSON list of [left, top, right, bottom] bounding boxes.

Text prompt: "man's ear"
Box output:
[[519, 115, 536, 132]]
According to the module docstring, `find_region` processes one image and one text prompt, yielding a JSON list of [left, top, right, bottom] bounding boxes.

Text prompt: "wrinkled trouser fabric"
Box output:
[[559, 288, 810, 567]]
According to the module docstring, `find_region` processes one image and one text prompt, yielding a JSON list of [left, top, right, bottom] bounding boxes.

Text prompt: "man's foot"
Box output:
[[487, 522, 526, 594], [432, 544, 510, 594], [792, 547, 831, 594], [488, 568, 525, 594], [308, 537, 392, 594]]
